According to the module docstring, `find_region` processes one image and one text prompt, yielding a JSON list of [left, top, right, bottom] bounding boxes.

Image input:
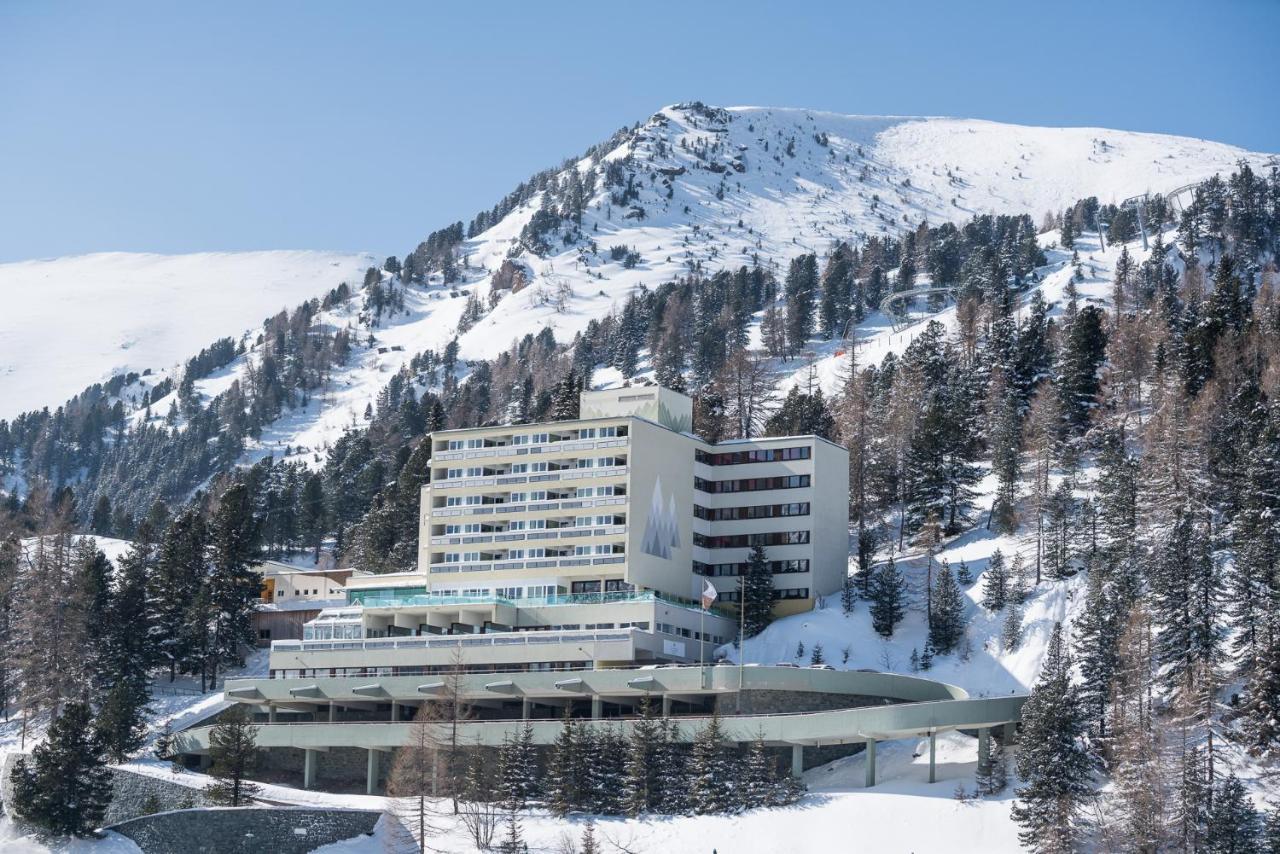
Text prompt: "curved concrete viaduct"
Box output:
[[178, 666, 1025, 792]]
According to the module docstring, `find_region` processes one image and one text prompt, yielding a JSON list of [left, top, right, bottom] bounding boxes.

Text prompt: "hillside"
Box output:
[[0, 249, 374, 419], [25, 103, 1266, 472]]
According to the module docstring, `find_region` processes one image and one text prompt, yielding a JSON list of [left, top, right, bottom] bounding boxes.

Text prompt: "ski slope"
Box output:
[[0, 250, 374, 419]]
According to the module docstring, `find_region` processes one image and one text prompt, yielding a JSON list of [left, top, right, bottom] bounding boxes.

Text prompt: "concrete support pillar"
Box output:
[[661, 695, 673, 717], [978, 727, 990, 771], [591, 696, 603, 720], [366, 749, 380, 795], [928, 731, 937, 784], [791, 745, 804, 778], [522, 698, 532, 720], [329, 702, 338, 723], [1004, 721, 1017, 747], [268, 704, 277, 723], [390, 700, 399, 722], [304, 748, 319, 790], [864, 738, 877, 788]]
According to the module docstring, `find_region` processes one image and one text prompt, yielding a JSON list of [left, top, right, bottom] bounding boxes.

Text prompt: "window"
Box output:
[[447, 468, 463, 479], [575, 545, 592, 556], [444, 525, 462, 535], [694, 474, 811, 494], [693, 531, 810, 548], [579, 428, 597, 439], [693, 559, 810, 577], [258, 629, 271, 640], [572, 581, 602, 594], [496, 586, 522, 599], [445, 496, 463, 507], [442, 553, 461, 563], [695, 446, 811, 465], [694, 502, 810, 521], [465, 467, 484, 477], [508, 549, 525, 559], [448, 439, 465, 450], [576, 458, 596, 469]]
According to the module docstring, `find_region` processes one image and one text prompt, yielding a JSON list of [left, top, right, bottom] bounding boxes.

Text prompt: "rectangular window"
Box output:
[[695, 446, 811, 466], [693, 474, 811, 494]]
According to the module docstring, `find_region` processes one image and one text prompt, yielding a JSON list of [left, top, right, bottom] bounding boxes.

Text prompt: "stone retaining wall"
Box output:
[[1, 755, 217, 826], [107, 806, 380, 854]]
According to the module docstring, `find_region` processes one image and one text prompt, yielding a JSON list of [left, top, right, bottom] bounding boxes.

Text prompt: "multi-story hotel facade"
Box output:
[[267, 385, 849, 678]]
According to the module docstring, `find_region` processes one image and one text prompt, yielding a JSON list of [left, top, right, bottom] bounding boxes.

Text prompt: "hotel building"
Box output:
[[268, 385, 849, 678]]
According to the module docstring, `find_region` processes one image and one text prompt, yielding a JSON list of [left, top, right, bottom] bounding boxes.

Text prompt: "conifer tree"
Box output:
[[740, 543, 774, 638], [981, 550, 1009, 611], [546, 712, 580, 817], [1011, 623, 1093, 853], [869, 557, 906, 638], [975, 738, 1007, 796], [1001, 604, 1023, 652], [1207, 774, 1260, 853], [8, 699, 111, 837], [928, 561, 966, 655], [205, 705, 261, 806], [205, 482, 262, 687], [688, 710, 734, 814]]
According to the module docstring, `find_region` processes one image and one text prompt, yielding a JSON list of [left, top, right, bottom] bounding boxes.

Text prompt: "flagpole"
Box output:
[[700, 605, 706, 667], [737, 573, 746, 714]]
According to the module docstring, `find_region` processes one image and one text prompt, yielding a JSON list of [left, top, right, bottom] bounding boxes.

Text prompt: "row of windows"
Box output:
[[693, 474, 811, 494], [655, 621, 729, 645], [695, 445, 811, 466], [692, 530, 810, 549], [718, 587, 811, 603], [440, 484, 622, 507], [693, 502, 809, 521], [692, 559, 811, 577], [444, 425, 627, 450]]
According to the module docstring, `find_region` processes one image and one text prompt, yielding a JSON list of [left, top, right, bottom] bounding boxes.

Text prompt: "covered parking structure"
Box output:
[[176, 665, 1025, 794]]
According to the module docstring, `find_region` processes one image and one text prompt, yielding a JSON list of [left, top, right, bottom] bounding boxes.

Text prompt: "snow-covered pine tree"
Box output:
[[1001, 604, 1023, 652], [1011, 623, 1093, 854], [1043, 479, 1077, 580], [1207, 774, 1261, 852], [545, 712, 579, 816], [687, 710, 735, 814], [928, 561, 965, 655], [1149, 507, 1220, 698], [740, 543, 774, 639], [981, 549, 1009, 611], [869, 556, 906, 638], [975, 737, 1007, 796], [498, 722, 538, 810], [1240, 613, 1280, 757], [8, 699, 111, 837], [205, 704, 261, 806], [1073, 566, 1119, 736]]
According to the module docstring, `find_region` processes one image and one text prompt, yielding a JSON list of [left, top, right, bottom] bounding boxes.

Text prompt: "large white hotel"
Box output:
[[271, 385, 849, 678]]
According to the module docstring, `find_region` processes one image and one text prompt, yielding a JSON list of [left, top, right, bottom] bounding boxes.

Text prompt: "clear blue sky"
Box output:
[[1, 0, 1276, 263]]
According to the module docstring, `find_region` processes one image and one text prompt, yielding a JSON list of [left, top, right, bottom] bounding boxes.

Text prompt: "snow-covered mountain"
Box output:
[[453, 103, 1272, 358], [4, 103, 1274, 459], [0, 249, 374, 419]]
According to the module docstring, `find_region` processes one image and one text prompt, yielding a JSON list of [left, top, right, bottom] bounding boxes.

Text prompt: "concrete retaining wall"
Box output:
[[108, 806, 380, 854]]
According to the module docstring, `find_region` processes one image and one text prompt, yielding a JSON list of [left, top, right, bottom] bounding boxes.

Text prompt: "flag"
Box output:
[[701, 579, 718, 610]]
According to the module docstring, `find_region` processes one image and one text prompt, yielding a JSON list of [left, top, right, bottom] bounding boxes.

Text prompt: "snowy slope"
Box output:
[[116, 104, 1274, 467], [454, 104, 1273, 361], [0, 250, 374, 419]]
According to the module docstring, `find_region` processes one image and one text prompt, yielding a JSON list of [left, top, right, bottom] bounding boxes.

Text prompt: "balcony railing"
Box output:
[[273, 626, 640, 654], [347, 588, 731, 617]]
